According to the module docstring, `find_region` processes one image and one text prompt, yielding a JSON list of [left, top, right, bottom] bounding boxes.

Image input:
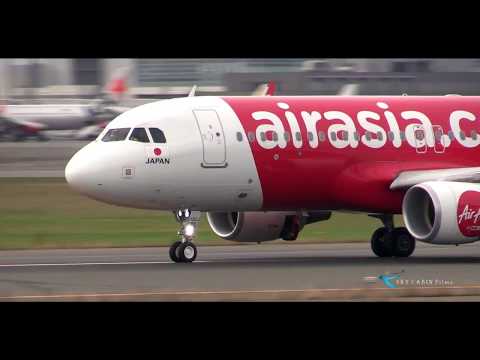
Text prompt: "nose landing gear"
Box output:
[[169, 240, 198, 263], [369, 214, 415, 258], [169, 209, 201, 263]]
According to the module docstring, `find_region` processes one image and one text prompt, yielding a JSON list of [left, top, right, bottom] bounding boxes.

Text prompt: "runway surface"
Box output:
[[0, 242, 480, 300], [0, 141, 86, 177]]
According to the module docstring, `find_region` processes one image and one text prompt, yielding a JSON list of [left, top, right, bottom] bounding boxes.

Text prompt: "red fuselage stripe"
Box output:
[[221, 96, 480, 213]]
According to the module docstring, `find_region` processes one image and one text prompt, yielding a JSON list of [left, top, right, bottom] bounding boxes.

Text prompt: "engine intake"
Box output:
[[206, 211, 307, 242], [402, 181, 480, 244]]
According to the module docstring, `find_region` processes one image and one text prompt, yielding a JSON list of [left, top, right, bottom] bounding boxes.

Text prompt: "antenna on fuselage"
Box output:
[[188, 85, 197, 97]]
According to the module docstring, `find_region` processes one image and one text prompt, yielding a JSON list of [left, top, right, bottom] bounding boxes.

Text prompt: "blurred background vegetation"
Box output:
[[0, 178, 405, 249]]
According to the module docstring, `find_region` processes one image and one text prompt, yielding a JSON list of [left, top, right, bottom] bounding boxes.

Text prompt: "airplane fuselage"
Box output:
[[65, 96, 480, 215]]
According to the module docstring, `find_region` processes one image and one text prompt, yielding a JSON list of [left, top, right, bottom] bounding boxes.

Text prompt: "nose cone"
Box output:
[[65, 142, 99, 195], [65, 154, 81, 191]]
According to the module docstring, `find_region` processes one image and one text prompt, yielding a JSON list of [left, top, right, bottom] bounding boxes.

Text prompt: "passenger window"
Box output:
[[307, 132, 313, 142], [272, 132, 278, 142], [377, 132, 383, 141], [248, 132, 255, 142], [284, 132, 291, 142], [365, 132, 372, 141], [387, 131, 394, 141], [149, 128, 167, 143], [295, 132, 302, 142], [460, 131, 466, 140], [260, 132, 266, 141], [102, 128, 131, 142], [330, 132, 337, 141], [472, 130, 478, 140], [129, 128, 150, 143], [353, 132, 360, 142], [318, 131, 325, 142], [448, 131, 455, 140], [236, 132, 243, 142]]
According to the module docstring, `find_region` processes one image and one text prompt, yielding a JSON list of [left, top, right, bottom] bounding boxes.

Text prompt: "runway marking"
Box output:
[[0, 260, 209, 267], [0, 258, 338, 267]]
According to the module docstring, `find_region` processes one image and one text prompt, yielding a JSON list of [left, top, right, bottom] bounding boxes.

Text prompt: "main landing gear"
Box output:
[[369, 214, 415, 258], [169, 209, 201, 263]]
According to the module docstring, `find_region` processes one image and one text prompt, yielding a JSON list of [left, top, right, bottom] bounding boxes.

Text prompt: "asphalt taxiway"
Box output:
[[0, 242, 479, 300]]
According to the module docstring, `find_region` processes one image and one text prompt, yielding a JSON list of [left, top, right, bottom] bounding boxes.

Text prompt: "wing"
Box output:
[[390, 167, 480, 190]]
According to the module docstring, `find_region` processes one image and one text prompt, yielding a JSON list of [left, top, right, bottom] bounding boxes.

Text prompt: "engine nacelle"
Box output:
[[402, 181, 480, 244], [206, 211, 312, 242]]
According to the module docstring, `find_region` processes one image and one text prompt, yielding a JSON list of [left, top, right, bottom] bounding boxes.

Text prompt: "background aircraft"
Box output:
[[0, 75, 290, 142], [0, 68, 132, 141]]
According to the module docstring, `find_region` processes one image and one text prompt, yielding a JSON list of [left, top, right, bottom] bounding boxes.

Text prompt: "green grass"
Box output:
[[0, 178, 403, 250]]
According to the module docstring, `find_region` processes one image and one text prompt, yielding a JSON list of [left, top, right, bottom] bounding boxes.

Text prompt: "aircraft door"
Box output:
[[413, 125, 427, 154], [432, 125, 446, 154], [193, 109, 227, 168]]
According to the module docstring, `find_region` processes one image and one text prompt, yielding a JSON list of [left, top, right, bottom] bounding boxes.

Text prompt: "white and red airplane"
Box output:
[[65, 88, 480, 263]]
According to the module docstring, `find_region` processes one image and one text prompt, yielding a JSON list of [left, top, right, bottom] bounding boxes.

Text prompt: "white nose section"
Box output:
[[65, 151, 85, 193], [65, 142, 97, 195]]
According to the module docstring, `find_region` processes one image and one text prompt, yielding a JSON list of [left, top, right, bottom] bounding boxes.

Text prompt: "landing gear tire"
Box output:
[[371, 226, 416, 258], [371, 227, 394, 257], [169, 241, 197, 263], [392, 227, 415, 258], [169, 241, 182, 263], [178, 242, 197, 263], [170, 209, 201, 263]]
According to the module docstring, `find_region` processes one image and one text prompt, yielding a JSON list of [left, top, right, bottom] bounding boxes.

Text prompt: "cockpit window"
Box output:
[[149, 128, 167, 143], [102, 128, 131, 142], [129, 128, 150, 143]]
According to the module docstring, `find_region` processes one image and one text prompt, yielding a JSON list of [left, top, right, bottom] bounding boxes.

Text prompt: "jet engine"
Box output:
[[402, 181, 480, 244], [206, 211, 331, 242]]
